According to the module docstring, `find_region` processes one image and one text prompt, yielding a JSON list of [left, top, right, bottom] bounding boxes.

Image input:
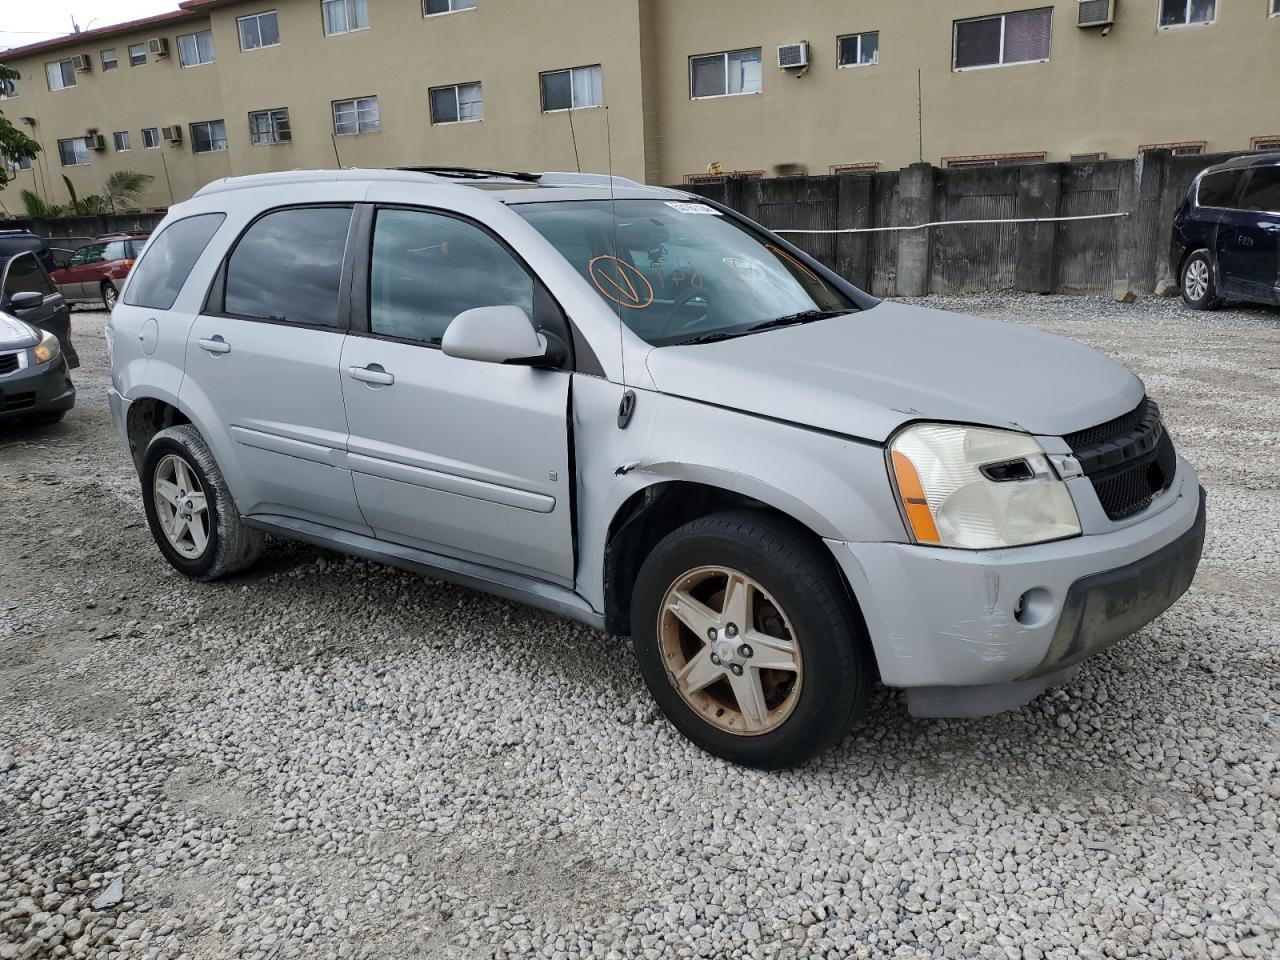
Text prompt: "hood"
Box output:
[[643, 301, 1145, 443], [0, 311, 38, 351]]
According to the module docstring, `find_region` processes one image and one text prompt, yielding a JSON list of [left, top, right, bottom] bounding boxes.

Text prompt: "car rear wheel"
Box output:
[[631, 511, 873, 769], [102, 282, 118, 311], [1181, 250, 1218, 310], [141, 425, 263, 580]]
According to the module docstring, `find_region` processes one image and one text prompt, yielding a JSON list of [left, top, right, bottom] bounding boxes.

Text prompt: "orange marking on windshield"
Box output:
[[588, 255, 655, 310]]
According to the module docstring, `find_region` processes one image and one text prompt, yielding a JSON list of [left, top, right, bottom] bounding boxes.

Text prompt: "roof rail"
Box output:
[[396, 166, 541, 182], [537, 171, 647, 189], [193, 167, 448, 197]]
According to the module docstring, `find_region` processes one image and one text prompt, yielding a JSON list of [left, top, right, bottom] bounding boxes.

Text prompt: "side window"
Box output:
[[124, 213, 226, 310], [69, 246, 91, 266], [1197, 171, 1240, 208], [1239, 168, 1280, 214], [102, 241, 130, 261], [224, 206, 352, 326], [4, 253, 54, 297], [369, 208, 534, 345], [83, 243, 107, 264]]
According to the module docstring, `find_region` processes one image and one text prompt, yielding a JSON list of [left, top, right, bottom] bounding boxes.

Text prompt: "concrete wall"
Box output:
[[2, 0, 1276, 211], [684, 150, 1242, 298]]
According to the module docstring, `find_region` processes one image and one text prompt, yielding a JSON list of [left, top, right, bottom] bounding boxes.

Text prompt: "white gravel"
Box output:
[[2, 296, 1279, 960]]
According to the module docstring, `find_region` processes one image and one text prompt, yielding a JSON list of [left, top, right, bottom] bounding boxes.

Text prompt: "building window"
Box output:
[[191, 120, 228, 153], [540, 65, 603, 111], [682, 170, 764, 184], [837, 32, 879, 67], [5, 154, 33, 173], [332, 96, 379, 134], [424, 0, 476, 14], [829, 162, 880, 174], [46, 58, 78, 91], [1272, 0, 1280, 16], [1159, 0, 1216, 27], [178, 30, 216, 67], [1070, 152, 1108, 162], [113, 131, 131, 151], [129, 43, 148, 66], [954, 8, 1052, 70], [101, 48, 118, 71], [690, 49, 763, 99], [323, 0, 369, 36], [429, 82, 483, 124], [142, 127, 161, 149], [238, 11, 281, 50], [1139, 140, 1206, 155], [943, 151, 1047, 168], [249, 108, 291, 144], [0, 76, 15, 99], [1251, 135, 1280, 153], [57, 138, 90, 166]]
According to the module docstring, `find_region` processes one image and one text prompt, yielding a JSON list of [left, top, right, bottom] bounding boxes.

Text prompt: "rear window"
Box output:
[[124, 213, 226, 310], [223, 206, 352, 327], [103, 240, 131, 261], [1239, 168, 1280, 214], [1197, 171, 1240, 208]]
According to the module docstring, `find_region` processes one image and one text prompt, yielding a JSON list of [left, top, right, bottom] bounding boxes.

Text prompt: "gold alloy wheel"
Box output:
[[657, 565, 803, 736]]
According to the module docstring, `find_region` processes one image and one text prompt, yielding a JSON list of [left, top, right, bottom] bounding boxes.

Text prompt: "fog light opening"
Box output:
[[1015, 588, 1055, 628]]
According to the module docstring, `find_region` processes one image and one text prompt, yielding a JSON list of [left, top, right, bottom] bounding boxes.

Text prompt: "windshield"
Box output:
[[513, 198, 858, 346]]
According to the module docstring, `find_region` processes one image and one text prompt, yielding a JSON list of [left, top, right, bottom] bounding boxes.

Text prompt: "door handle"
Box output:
[[198, 336, 231, 355], [347, 364, 395, 386]]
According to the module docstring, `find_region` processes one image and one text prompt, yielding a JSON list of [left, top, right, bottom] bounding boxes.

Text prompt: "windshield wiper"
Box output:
[[742, 309, 849, 333]]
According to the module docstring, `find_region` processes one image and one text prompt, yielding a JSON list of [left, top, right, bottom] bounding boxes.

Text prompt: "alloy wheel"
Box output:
[[657, 565, 803, 736], [1184, 259, 1209, 302], [153, 454, 210, 559], [103, 285, 118, 310]]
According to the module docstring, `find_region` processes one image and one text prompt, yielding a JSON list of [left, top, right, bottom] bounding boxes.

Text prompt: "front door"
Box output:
[[340, 205, 575, 584], [1218, 167, 1280, 304], [181, 204, 368, 532]]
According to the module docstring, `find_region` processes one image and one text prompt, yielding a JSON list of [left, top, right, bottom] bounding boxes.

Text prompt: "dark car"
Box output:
[[0, 229, 57, 274], [1, 251, 80, 370], [51, 234, 148, 310], [1171, 153, 1280, 310], [0, 309, 76, 425]]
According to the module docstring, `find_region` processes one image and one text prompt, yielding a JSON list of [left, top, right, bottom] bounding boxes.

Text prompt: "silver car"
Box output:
[[107, 168, 1206, 768]]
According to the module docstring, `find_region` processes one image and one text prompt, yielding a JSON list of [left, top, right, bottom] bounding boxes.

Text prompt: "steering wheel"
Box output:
[[657, 282, 714, 339]]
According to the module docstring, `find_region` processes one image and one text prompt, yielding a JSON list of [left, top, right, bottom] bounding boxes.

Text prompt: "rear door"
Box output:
[[181, 204, 369, 533], [1220, 167, 1280, 304], [339, 204, 575, 583]]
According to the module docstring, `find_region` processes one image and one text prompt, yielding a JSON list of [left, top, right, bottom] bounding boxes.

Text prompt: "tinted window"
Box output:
[[369, 208, 534, 345], [124, 213, 226, 310], [1239, 168, 1280, 214], [1198, 171, 1240, 208], [225, 206, 351, 326], [4, 253, 55, 298]]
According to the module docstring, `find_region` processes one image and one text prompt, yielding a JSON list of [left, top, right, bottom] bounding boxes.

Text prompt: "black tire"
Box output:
[[631, 510, 873, 769], [140, 424, 263, 580], [1181, 249, 1219, 310], [102, 282, 119, 311]]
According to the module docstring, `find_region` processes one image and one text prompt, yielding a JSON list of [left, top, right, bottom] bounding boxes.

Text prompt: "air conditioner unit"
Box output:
[[148, 37, 170, 58], [777, 42, 809, 70], [72, 54, 93, 72], [162, 125, 183, 143], [84, 134, 106, 151], [1077, 0, 1116, 28]]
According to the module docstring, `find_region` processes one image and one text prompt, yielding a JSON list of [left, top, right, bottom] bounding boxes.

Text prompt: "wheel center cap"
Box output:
[[714, 638, 736, 662]]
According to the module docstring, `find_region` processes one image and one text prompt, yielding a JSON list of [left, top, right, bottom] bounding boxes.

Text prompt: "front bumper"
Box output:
[[828, 458, 1205, 716], [0, 353, 75, 423]]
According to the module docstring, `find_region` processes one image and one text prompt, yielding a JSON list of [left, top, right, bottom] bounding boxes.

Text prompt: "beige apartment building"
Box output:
[[2, 0, 1278, 211]]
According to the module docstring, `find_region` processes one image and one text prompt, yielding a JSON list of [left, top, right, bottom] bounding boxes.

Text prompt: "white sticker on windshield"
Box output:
[[665, 201, 722, 215]]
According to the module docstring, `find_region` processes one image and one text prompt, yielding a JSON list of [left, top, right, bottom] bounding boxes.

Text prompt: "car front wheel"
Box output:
[[1181, 250, 1218, 310], [141, 424, 263, 580], [631, 511, 873, 769]]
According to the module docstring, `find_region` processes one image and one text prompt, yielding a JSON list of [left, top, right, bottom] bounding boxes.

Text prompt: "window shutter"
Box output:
[[1004, 9, 1052, 63]]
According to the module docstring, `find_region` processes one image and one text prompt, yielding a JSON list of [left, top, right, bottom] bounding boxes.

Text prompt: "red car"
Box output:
[[51, 234, 148, 310]]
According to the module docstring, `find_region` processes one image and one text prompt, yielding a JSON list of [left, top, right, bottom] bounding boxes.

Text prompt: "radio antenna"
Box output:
[[567, 107, 581, 173]]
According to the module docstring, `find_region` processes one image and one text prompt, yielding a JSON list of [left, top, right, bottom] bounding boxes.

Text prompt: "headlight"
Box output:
[[33, 329, 61, 365], [889, 423, 1081, 549]]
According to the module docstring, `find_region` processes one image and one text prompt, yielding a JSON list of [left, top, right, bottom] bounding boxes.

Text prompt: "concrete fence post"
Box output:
[[895, 162, 935, 297], [1114, 149, 1168, 299], [835, 173, 873, 289], [1014, 163, 1062, 293]]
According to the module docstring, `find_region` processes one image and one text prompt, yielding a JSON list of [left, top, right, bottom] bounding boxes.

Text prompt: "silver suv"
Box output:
[[108, 168, 1206, 768]]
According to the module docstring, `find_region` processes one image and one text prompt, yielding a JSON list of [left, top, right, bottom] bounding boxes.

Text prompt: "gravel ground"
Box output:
[[2, 295, 1278, 960]]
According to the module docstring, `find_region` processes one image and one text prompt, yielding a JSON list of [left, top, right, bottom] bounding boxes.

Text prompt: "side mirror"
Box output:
[[8, 291, 44, 313], [442, 305, 563, 367]]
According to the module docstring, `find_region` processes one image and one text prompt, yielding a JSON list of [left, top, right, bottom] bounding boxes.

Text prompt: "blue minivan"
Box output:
[[1170, 154, 1280, 310]]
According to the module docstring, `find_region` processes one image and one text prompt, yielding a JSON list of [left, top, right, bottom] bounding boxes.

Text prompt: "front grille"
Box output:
[[0, 352, 19, 375], [2, 391, 36, 412], [1064, 397, 1177, 521]]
